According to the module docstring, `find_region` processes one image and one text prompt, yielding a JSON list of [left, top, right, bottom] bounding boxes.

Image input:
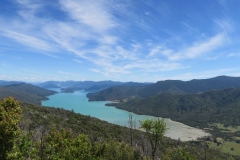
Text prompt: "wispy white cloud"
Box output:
[[2, 30, 59, 58], [181, 21, 198, 33], [73, 59, 82, 63], [89, 57, 186, 76], [149, 45, 163, 57], [216, 0, 227, 7], [0, 62, 10, 67], [58, 70, 82, 77], [89, 68, 102, 74], [205, 55, 222, 60], [148, 45, 173, 58], [226, 52, 240, 58], [147, 33, 227, 62], [0, 0, 238, 80], [135, 20, 152, 32], [0, 75, 12, 80], [169, 33, 226, 61], [59, 0, 118, 33], [214, 18, 234, 34], [0, 74, 38, 82]]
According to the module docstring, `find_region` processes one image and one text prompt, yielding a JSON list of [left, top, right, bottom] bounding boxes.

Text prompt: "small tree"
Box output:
[[0, 97, 22, 159], [43, 128, 94, 159], [139, 118, 167, 160]]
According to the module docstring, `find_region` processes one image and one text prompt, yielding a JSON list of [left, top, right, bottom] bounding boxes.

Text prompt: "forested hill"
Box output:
[[87, 86, 145, 101], [0, 80, 23, 86], [113, 87, 240, 128], [0, 99, 232, 159], [20, 102, 134, 142], [0, 83, 56, 105], [87, 76, 240, 101]]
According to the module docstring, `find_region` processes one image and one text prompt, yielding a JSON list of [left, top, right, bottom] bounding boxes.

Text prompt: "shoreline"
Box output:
[[43, 94, 210, 142], [106, 101, 210, 141]]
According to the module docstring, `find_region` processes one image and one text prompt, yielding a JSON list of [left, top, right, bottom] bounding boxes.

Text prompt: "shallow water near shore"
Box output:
[[42, 89, 209, 141]]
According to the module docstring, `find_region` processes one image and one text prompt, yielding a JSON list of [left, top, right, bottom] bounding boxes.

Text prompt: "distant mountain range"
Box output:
[[37, 80, 79, 88], [2, 75, 240, 107], [37, 80, 151, 92], [87, 76, 240, 101]]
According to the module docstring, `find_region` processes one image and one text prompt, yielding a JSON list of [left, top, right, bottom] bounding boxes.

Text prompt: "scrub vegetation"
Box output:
[[1, 97, 238, 159]]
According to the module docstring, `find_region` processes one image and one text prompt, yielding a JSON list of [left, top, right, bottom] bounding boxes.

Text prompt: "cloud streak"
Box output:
[[169, 33, 226, 61], [0, 0, 239, 81], [59, 0, 118, 32], [3, 30, 57, 52]]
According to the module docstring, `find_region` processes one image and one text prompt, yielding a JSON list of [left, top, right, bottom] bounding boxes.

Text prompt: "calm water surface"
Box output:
[[42, 89, 208, 141]]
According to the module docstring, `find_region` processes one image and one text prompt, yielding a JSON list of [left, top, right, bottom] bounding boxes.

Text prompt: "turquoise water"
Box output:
[[42, 89, 208, 141]]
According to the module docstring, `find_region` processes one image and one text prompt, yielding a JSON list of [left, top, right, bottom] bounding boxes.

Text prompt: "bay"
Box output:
[[42, 89, 209, 141]]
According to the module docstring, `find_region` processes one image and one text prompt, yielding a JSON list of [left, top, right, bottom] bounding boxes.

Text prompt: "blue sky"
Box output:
[[0, 0, 240, 82]]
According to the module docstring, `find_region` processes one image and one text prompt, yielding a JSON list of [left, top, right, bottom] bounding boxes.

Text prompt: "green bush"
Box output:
[[0, 97, 22, 159]]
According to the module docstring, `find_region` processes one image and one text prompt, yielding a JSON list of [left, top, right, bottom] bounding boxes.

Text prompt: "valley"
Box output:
[[1, 76, 240, 159], [42, 89, 209, 141], [86, 76, 240, 157]]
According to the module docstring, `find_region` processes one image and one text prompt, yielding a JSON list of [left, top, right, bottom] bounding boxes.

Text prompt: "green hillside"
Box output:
[[12, 100, 240, 159], [87, 86, 145, 101], [0, 83, 56, 105], [20, 102, 135, 142], [103, 87, 240, 157], [0, 97, 237, 159], [114, 87, 240, 128], [87, 76, 240, 101]]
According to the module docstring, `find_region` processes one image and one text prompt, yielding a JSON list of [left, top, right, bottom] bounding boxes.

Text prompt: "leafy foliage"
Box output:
[[167, 148, 196, 160], [43, 129, 94, 159], [1, 97, 149, 159], [0, 97, 22, 159], [140, 118, 167, 160]]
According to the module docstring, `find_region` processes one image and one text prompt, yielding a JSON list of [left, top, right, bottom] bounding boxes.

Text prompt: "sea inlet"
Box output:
[[42, 89, 209, 141]]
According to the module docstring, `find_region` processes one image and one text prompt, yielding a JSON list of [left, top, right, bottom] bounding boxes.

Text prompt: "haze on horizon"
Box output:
[[1, 0, 240, 83]]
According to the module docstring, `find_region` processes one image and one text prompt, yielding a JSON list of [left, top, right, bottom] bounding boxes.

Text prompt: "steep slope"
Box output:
[[18, 102, 233, 159], [140, 75, 240, 96], [0, 80, 22, 86], [5, 83, 56, 96], [114, 87, 240, 127], [20, 102, 134, 141], [0, 83, 56, 105]]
